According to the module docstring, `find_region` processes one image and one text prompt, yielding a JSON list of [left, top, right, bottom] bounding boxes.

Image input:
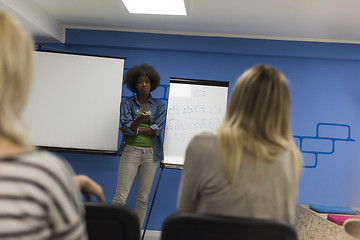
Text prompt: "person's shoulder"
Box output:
[[19, 150, 71, 174], [276, 149, 293, 166], [192, 131, 217, 141], [185, 131, 219, 168], [122, 96, 135, 104], [150, 96, 165, 106], [9, 150, 75, 189], [189, 131, 217, 149]]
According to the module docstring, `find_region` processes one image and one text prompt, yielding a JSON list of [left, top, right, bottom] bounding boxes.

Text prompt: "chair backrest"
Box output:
[[84, 202, 140, 240], [161, 213, 297, 240]]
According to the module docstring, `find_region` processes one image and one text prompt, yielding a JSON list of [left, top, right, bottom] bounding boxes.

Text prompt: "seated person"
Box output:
[[0, 12, 104, 239], [177, 65, 303, 225]]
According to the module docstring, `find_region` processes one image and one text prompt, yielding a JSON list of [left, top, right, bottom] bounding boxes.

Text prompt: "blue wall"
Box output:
[[39, 29, 360, 230]]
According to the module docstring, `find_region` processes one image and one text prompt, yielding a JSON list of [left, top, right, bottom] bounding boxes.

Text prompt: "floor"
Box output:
[[141, 230, 161, 240]]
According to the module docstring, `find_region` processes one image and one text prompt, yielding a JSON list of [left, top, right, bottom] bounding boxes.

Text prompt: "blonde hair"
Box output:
[[0, 12, 34, 147], [217, 65, 302, 185]]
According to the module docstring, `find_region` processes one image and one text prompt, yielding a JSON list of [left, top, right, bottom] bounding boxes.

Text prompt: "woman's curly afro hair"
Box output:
[[123, 64, 161, 93]]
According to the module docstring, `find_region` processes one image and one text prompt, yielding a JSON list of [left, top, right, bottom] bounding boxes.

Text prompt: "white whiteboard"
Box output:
[[163, 78, 229, 168], [23, 51, 124, 154]]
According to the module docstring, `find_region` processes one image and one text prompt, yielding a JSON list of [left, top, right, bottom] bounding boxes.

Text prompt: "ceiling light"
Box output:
[[122, 0, 187, 15]]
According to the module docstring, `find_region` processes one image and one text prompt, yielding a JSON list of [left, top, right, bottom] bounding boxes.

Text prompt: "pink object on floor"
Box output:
[[327, 214, 360, 226]]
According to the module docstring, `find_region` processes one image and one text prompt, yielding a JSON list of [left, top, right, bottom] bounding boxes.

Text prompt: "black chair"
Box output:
[[84, 202, 140, 240], [161, 213, 297, 240]]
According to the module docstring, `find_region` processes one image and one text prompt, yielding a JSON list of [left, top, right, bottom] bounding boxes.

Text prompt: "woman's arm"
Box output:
[[195, 199, 203, 213], [148, 101, 166, 136], [136, 101, 166, 136], [74, 175, 105, 202], [120, 99, 138, 136], [130, 111, 151, 132], [138, 126, 155, 135]]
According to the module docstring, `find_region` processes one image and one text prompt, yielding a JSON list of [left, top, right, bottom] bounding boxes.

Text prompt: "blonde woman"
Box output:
[[0, 12, 105, 239], [177, 65, 302, 224]]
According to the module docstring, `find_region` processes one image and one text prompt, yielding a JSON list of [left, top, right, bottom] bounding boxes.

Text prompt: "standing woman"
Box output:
[[113, 64, 166, 228], [177, 65, 303, 224]]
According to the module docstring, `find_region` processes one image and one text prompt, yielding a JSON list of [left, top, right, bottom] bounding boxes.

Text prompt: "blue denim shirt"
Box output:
[[118, 94, 166, 161]]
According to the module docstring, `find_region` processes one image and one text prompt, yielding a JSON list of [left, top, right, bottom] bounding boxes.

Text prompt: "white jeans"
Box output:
[[112, 145, 158, 228]]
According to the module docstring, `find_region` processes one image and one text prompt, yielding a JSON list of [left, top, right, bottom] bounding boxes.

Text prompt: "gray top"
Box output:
[[177, 132, 297, 225]]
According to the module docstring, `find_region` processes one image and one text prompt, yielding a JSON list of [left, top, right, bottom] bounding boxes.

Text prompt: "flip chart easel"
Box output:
[[142, 78, 229, 239]]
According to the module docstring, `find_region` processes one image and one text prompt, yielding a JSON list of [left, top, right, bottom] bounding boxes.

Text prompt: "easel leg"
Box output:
[[141, 164, 164, 240]]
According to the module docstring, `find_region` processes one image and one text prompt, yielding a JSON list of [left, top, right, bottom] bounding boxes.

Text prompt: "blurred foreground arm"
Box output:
[[75, 175, 105, 202]]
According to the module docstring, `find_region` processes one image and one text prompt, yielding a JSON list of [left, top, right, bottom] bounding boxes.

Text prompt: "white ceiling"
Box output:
[[1, 0, 360, 44]]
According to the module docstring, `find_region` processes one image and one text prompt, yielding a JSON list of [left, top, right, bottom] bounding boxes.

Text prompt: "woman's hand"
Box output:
[[130, 111, 151, 133], [138, 111, 151, 122]]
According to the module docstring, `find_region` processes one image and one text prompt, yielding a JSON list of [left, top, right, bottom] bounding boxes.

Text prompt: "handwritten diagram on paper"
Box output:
[[163, 81, 228, 166]]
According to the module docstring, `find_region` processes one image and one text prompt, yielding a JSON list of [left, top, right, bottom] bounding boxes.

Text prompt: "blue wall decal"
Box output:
[[295, 123, 355, 168]]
